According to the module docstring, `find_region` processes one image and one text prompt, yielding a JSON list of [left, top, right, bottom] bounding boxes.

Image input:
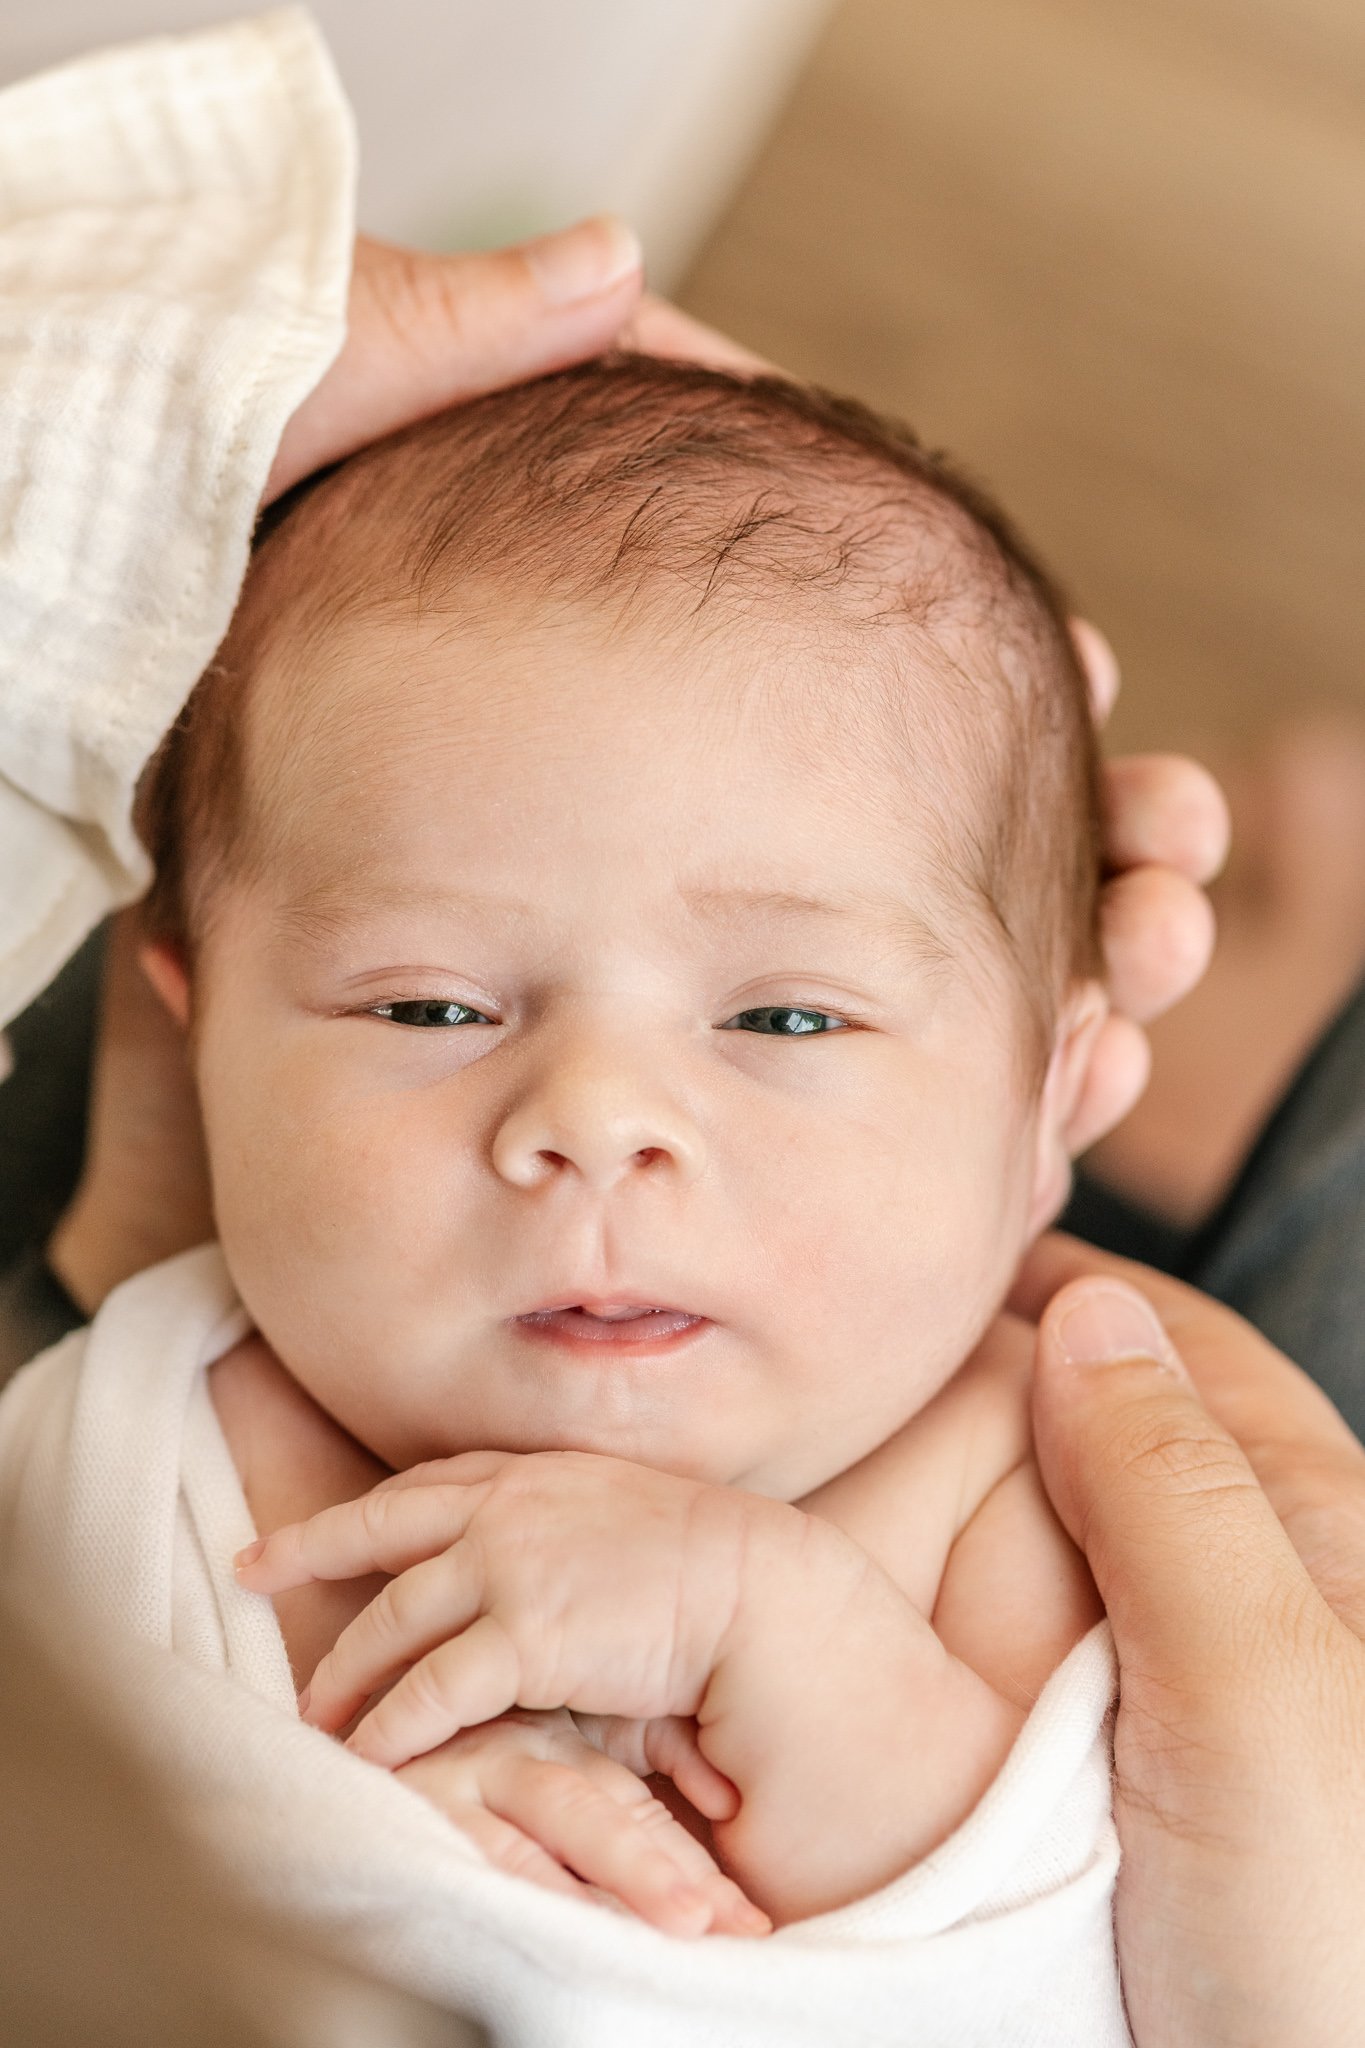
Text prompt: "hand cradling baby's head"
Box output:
[[135, 356, 1105, 1498]]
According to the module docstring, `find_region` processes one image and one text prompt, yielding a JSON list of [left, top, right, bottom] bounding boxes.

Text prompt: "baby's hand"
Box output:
[[394, 1705, 769, 1938], [235, 1447, 820, 1766], [238, 1451, 1013, 1923]]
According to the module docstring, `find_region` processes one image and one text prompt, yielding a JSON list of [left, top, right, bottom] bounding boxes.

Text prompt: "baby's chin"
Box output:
[[262, 1292, 982, 1503]]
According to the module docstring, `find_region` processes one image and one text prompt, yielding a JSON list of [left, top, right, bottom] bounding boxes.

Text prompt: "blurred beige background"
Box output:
[[9, 2, 1360, 757], [679, 0, 1365, 759]]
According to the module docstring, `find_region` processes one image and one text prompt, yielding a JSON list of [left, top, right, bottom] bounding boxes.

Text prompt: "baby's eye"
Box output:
[[368, 1000, 491, 1028], [720, 1006, 849, 1036]]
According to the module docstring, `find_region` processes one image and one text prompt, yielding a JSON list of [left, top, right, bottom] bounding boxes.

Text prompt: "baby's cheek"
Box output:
[[764, 1087, 1032, 1470], [204, 1044, 451, 1360]]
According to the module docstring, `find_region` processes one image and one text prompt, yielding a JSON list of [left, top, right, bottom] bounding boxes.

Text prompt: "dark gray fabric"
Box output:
[[1181, 971, 1365, 1439], [0, 923, 105, 1268], [1061, 1174, 1195, 1277], [1069, 971, 1365, 1441], [0, 1244, 84, 1383], [0, 925, 104, 1392]]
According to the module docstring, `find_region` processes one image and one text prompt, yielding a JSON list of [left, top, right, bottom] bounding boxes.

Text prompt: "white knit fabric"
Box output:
[[0, 1244, 1131, 2047], [0, 8, 355, 1035]]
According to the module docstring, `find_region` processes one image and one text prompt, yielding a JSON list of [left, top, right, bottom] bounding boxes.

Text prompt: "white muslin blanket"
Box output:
[[0, 1245, 1130, 2046]]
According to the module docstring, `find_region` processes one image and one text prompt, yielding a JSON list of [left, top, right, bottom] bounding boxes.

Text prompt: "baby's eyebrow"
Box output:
[[275, 876, 951, 972], [677, 884, 952, 968]]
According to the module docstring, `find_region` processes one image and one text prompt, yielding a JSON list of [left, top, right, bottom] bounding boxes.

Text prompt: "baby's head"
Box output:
[[139, 356, 1105, 1500]]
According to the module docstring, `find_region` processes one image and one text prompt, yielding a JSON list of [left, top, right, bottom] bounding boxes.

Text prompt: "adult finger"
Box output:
[[1031, 1269, 1365, 2048], [1101, 755, 1231, 885], [1099, 863, 1216, 1023], [265, 219, 643, 501], [1014, 1237, 1365, 1635], [625, 292, 770, 374], [1030, 1279, 1330, 1696]]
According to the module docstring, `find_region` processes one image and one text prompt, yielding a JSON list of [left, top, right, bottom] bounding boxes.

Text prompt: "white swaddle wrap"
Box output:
[[0, 1245, 1130, 2046]]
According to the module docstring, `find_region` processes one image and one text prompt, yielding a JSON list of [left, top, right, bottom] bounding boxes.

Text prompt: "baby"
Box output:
[[2, 355, 1124, 2026]]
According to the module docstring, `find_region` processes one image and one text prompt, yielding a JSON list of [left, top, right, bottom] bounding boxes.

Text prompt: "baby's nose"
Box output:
[[490, 1055, 705, 1194]]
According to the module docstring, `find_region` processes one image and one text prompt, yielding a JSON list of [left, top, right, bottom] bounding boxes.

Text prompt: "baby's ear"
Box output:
[[1026, 979, 1110, 1237], [138, 938, 191, 1032]]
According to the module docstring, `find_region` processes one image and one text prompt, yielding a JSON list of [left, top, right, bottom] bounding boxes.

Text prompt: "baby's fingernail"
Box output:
[[734, 1898, 772, 1935], [296, 1686, 311, 1718], [523, 215, 641, 307], [234, 1537, 265, 1572], [1054, 1283, 1185, 1377]]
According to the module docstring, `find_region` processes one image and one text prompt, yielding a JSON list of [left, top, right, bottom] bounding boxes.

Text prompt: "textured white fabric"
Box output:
[[0, 8, 355, 1033], [0, 1244, 1132, 2047]]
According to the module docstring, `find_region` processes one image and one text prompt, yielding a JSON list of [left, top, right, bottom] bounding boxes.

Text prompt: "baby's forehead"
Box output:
[[249, 574, 987, 864], [240, 592, 994, 1014]]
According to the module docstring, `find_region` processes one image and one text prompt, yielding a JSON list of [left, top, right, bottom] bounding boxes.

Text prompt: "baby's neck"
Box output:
[[209, 1333, 390, 1691]]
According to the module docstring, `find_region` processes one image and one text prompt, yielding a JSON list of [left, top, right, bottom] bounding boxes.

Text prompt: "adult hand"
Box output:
[[1011, 1234, 1365, 2048], [265, 218, 643, 503]]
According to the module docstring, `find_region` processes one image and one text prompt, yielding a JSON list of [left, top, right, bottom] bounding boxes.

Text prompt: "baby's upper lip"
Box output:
[[514, 1293, 706, 1319]]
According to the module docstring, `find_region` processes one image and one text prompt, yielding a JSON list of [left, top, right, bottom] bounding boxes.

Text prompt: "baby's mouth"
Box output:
[[513, 1302, 707, 1345]]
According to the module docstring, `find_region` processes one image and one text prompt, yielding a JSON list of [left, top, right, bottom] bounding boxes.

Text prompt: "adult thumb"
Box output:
[[1031, 1278, 1316, 1697], [265, 218, 643, 502]]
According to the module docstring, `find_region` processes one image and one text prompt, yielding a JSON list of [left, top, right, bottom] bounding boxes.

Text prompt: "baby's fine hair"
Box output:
[[140, 354, 1101, 1066]]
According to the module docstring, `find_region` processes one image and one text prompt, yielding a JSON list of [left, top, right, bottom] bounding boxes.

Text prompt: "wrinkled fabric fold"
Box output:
[[0, 8, 355, 1031]]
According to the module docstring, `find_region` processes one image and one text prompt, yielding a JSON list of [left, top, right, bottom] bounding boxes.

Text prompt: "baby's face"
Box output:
[[190, 593, 1052, 1501]]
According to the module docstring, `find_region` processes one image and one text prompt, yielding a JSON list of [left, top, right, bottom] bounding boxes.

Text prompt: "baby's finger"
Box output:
[[370, 1450, 518, 1495], [490, 1751, 769, 1937], [641, 1716, 741, 1822], [418, 1794, 586, 1900], [302, 1547, 487, 1732], [236, 1482, 490, 1592], [345, 1614, 521, 1766]]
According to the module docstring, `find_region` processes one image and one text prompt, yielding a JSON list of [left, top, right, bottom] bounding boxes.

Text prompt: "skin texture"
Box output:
[[45, 222, 1326, 1997], [150, 512, 1111, 1927], [48, 234, 1228, 1319], [173, 589, 1099, 1501], [241, 1442, 1039, 1927], [1011, 1237, 1365, 2048]]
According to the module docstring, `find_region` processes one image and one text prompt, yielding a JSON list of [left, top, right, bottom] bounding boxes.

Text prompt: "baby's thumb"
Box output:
[[1031, 1279, 1313, 1698]]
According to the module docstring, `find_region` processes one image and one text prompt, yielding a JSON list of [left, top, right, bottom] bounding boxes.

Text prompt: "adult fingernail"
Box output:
[[1054, 1283, 1184, 1374], [523, 215, 642, 307]]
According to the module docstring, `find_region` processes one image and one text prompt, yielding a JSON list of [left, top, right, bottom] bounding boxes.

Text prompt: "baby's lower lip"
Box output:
[[512, 1306, 709, 1350]]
